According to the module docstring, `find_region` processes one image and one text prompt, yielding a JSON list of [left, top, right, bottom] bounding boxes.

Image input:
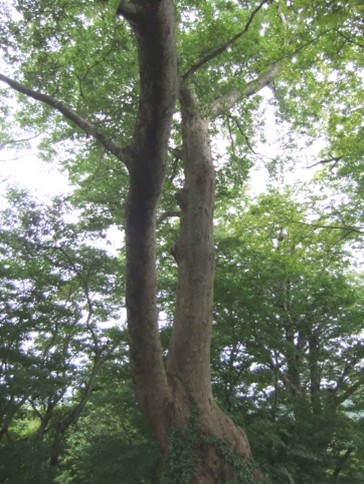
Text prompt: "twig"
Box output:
[[182, 0, 270, 80], [228, 114, 257, 154], [335, 29, 364, 49], [288, 220, 363, 235]]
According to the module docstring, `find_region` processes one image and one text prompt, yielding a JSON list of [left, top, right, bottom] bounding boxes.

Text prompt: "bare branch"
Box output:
[[335, 28, 364, 49], [157, 210, 180, 224], [336, 379, 363, 405], [0, 73, 127, 165], [227, 114, 257, 154], [331, 447, 355, 482], [306, 155, 343, 170], [182, 0, 270, 81], [0, 135, 39, 150], [0, 153, 29, 162], [169, 146, 185, 161], [288, 220, 363, 235], [334, 357, 362, 394]]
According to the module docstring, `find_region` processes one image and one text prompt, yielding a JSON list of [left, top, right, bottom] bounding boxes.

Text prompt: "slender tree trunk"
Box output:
[[309, 331, 321, 416]]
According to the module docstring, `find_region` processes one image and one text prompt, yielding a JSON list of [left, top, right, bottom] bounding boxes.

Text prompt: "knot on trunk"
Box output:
[[175, 188, 188, 210], [171, 242, 183, 263]]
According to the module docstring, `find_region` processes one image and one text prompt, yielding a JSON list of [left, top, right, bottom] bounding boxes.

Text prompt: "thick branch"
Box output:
[[182, 0, 270, 80], [0, 73, 126, 164], [336, 379, 363, 406], [211, 61, 281, 116], [331, 447, 355, 482], [116, 1, 143, 23]]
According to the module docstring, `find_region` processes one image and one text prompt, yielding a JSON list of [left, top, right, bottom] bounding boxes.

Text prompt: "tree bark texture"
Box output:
[[118, 1, 258, 480], [118, 0, 178, 448]]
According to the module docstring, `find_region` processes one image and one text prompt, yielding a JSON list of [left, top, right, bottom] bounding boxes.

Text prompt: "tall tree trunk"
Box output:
[[118, 2, 259, 480], [165, 85, 256, 481], [167, 85, 215, 404], [118, 0, 178, 450], [309, 331, 321, 416], [0, 1, 264, 479]]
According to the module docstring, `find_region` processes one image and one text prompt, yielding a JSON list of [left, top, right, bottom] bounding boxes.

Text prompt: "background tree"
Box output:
[[0, 0, 362, 480], [212, 190, 364, 482], [0, 189, 122, 483], [56, 347, 159, 484]]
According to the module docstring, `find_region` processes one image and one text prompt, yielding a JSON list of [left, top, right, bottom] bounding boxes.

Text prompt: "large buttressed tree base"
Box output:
[[0, 0, 362, 481]]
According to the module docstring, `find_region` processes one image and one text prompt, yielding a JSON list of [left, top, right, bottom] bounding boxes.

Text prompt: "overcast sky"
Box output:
[[1, 148, 72, 199]]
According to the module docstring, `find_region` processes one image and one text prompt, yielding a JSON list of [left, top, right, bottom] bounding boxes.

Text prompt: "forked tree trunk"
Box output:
[[0, 0, 264, 480], [117, 1, 259, 481]]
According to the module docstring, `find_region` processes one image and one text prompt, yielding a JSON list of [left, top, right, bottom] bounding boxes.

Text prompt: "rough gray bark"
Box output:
[[165, 83, 257, 481], [118, 3, 260, 477]]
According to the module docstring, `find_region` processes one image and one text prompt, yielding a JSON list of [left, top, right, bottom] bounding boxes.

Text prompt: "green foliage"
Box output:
[[58, 405, 156, 484], [55, 346, 159, 483], [161, 403, 200, 484], [0, 187, 124, 480], [212, 189, 364, 482], [206, 436, 269, 484], [0, 438, 52, 484], [0, 0, 363, 482]]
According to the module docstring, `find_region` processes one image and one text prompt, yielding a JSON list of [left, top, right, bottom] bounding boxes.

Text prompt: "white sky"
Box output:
[[0, 151, 72, 198]]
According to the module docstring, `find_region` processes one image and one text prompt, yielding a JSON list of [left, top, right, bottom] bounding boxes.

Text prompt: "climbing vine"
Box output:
[[161, 402, 200, 483]]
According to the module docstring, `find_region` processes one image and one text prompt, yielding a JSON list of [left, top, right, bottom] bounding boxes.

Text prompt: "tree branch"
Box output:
[[335, 28, 364, 49], [334, 357, 361, 395], [288, 220, 364, 235], [336, 379, 363, 406], [182, 0, 270, 81], [331, 447, 355, 482], [0, 73, 127, 165], [306, 155, 343, 170], [227, 114, 257, 154], [116, 1, 144, 24], [210, 25, 332, 118], [0, 135, 39, 150], [157, 210, 180, 225], [211, 61, 281, 116]]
